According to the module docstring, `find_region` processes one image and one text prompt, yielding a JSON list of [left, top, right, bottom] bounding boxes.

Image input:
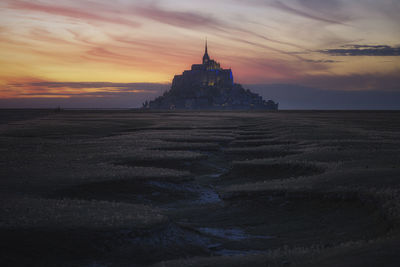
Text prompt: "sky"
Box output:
[[0, 0, 399, 108]]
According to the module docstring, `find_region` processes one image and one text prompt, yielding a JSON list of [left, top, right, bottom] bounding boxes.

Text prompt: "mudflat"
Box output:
[[1, 110, 399, 267]]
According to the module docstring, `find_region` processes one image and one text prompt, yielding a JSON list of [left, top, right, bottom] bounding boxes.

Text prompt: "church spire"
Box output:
[[203, 38, 210, 64]]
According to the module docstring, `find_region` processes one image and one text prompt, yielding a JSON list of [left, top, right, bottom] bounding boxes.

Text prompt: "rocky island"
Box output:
[[143, 41, 278, 110]]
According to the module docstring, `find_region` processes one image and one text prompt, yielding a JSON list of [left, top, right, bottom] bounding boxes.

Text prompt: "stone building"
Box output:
[[172, 41, 234, 89], [144, 41, 278, 110]]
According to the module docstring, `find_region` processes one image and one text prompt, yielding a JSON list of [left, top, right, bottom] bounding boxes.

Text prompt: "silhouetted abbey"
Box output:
[[144, 41, 278, 110]]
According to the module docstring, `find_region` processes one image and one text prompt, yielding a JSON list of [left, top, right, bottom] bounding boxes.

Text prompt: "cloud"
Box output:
[[6, 0, 140, 28], [241, 70, 400, 91], [298, 72, 400, 91], [269, 1, 346, 25], [18, 91, 152, 97], [319, 45, 400, 56], [2, 73, 400, 109], [133, 3, 305, 51], [236, 0, 348, 24], [133, 4, 222, 30], [3, 78, 400, 109], [304, 59, 339, 63], [3, 0, 307, 65], [26, 28, 78, 47], [0, 80, 171, 108], [4, 80, 170, 99], [226, 37, 308, 62], [27, 81, 168, 90]]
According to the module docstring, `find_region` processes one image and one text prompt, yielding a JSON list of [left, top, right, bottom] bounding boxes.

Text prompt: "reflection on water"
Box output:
[[197, 227, 274, 241]]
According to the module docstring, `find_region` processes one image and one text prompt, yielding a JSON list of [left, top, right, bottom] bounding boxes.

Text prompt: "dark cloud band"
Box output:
[[319, 45, 400, 56]]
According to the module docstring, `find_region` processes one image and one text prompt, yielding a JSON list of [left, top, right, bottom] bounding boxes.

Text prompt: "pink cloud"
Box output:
[[133, 4, 221, 30], [6, 0, 141, 28]]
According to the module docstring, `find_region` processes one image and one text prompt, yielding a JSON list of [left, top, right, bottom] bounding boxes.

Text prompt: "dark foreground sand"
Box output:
[[1, 110, 399, 266]]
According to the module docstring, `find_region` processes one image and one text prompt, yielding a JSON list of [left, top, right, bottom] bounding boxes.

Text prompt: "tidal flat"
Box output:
[[1, 109, 400, 266]]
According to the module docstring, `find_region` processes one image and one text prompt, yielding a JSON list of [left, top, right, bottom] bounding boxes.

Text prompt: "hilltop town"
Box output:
[[144, 42, 278, 110]]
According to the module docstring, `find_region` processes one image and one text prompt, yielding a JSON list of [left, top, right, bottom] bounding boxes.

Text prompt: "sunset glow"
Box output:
[[0, 0, 399, 107]]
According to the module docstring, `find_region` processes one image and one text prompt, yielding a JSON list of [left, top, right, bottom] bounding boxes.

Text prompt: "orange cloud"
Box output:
[[1, 0, 399, 105], [1, 79, 165, 98]]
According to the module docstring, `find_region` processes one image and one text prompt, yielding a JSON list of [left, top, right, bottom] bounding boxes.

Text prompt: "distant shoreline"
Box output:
[[1, 108, 400, 112]]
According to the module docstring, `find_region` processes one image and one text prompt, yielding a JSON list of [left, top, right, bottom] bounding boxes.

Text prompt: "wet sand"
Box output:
[[1, 110, 399, 266]]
